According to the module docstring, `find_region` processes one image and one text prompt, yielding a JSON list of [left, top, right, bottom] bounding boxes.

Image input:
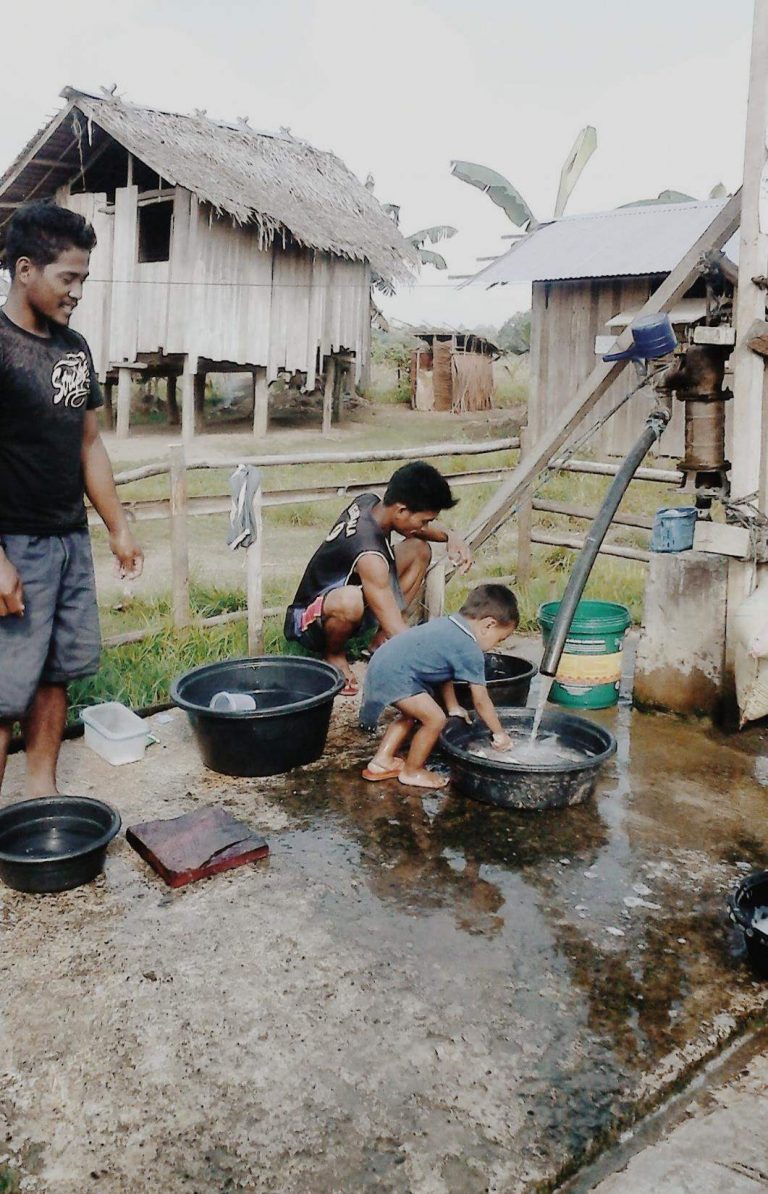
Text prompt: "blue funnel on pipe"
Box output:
[[603, 313, 677, 362]]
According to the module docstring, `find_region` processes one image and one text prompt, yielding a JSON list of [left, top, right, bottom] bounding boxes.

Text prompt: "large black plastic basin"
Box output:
[[171, 656, 345, 777], [454, 652, 537, 710], [440, 708, 616, 811], [0, 797, 121, 893]]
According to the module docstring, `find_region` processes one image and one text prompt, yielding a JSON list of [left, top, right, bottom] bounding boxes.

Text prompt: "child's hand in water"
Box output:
[[491, 731, 512, 751], [447, 706, 472, 724]]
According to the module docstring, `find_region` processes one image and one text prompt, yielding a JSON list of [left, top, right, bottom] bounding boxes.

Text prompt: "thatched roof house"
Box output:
[[0, 86, 416, 438], [466, 200, 738, 458]]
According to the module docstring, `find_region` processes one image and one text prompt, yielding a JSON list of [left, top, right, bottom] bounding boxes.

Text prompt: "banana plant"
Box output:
[[451, 126, 597, 229], [372, 211, 457, 295]]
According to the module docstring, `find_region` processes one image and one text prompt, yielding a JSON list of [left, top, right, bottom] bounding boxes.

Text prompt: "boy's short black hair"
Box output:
[[460, 583, 519, 626], [383, 461, 458, 513], [3, 199, 97, 277]]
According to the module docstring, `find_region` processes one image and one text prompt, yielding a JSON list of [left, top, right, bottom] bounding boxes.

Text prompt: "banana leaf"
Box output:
[[553, 125, 597, 218], [451, 161, 537, 229]]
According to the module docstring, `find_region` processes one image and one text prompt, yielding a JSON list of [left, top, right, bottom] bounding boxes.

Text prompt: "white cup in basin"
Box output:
[[209, 691, 257, 712]]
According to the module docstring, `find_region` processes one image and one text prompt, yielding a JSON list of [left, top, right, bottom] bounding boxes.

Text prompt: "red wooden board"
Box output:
[[126, 806, 269, 888]]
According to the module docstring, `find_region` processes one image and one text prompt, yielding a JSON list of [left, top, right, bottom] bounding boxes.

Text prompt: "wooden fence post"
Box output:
[[516, 427, 533, 588], [252, 366, 269, 439], [169, 444, 191, 628], [424, 556, 447, 621], [247, 479, 264, 655]]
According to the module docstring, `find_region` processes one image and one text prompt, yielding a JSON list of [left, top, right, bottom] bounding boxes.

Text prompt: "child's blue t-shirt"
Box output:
[[359, 613, 486, 728]]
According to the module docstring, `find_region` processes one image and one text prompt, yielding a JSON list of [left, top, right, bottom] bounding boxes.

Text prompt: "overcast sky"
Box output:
[[0, 0, 754, 329]]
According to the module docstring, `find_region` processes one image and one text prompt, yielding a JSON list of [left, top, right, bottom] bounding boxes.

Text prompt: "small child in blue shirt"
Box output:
[[360, 583, 519, 790]]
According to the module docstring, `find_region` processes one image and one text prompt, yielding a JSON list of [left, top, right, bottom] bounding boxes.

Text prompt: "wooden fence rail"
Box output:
[[99, 433, 680, 652]]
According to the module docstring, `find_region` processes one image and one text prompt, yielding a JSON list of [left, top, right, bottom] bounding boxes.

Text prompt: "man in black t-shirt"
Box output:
[[285, 461, 472, 694], [0, 200, 144, 796]]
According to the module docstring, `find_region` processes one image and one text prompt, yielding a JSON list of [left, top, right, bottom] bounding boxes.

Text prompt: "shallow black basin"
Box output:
[[172, 656, 345, 777], [440, 708, 616, 811], [454, 652, 537, 710], [0, 796, 121, 893]]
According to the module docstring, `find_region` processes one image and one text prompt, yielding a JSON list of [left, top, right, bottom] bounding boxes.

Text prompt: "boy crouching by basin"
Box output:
[[359, 583, 519, 790]]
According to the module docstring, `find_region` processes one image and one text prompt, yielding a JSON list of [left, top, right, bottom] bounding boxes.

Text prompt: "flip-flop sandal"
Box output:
[[340, 679, 359, 697], [361, 759, 405, 782]]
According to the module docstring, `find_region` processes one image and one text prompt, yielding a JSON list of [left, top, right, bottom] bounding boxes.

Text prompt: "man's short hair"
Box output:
[[2, 199, 97, 277], [460, 583, 519, 626], [383, 461, 458, 513]]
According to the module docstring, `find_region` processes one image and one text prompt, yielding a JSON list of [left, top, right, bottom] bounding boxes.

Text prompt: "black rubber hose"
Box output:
[[540, 410, 669, 678]]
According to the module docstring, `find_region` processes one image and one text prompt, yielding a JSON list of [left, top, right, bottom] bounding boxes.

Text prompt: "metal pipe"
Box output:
[[540, 408, 671, 678]]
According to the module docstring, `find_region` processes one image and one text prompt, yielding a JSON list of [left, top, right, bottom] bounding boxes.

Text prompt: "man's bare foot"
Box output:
[[398, 768, 448, 790]]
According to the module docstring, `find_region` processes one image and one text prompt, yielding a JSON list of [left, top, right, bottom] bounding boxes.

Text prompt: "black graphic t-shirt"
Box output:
[[0, 311, 103, 534], [290, 493, 399, 608]]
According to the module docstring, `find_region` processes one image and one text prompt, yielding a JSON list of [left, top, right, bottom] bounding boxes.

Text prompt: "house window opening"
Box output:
[[138, 200, 173, 263]]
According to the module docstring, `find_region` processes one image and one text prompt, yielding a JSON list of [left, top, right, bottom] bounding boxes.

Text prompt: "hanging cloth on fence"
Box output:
[[227, 465, 262, 550]]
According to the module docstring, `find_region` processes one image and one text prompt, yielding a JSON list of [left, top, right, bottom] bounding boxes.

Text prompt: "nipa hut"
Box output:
[[410, 329, 499, 413], [465, 200, 738, 457], [0, 86, 416, 439]]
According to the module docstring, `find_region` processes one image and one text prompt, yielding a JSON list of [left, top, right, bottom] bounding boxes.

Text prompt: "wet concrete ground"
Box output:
[[2, 655, 768, 1192]]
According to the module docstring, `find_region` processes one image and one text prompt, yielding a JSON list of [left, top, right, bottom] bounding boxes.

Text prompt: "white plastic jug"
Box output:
[[733, 572, 768, 726]]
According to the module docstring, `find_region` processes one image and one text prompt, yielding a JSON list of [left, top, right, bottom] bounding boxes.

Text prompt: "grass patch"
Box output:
[[0, 1166, 21, 1194]]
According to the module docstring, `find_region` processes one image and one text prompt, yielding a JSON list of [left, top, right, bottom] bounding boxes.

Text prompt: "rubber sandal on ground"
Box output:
[[340, 679, 359, 697], [361, 759, 405, 782]]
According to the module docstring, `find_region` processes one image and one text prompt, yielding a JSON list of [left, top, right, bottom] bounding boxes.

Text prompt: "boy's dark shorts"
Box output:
[[0, 531, 101, 720]]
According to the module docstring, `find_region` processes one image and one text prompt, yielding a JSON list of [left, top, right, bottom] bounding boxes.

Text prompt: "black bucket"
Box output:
[[440, 708, 616, 811], [0, 797, 121, 893], [454, 652, 538, 710], [728, 870, 768, 978], [171, 656, 345, 777]]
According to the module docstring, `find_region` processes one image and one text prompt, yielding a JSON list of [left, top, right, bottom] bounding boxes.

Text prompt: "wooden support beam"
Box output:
[[252, 366, 269, 439], [193, 371, 206, 434], [102, 381, 115, 432], [115, 366, 133, 439], [322, 356, 336, 436], [181, 354, 197, 444], [464, 188, 741, 554], [731, 0, 768, 511], [333, 359, 344, 424], [166, 375, 180, 427]]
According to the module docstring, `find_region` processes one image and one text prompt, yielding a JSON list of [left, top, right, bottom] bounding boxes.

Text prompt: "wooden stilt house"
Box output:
[[0, 86, 416, 439]]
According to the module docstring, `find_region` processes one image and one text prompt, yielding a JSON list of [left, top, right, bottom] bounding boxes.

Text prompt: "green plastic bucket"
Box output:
[[538, 599, 631, 709]]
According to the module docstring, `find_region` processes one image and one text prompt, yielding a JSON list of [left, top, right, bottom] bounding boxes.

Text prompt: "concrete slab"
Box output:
[[590, 1039, 768, 1192], [2, 671, 768, 1192], [634, 551, 729, 717]]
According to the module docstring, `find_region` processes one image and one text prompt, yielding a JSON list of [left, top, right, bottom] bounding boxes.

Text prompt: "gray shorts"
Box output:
[[0, 531, 101, 720]]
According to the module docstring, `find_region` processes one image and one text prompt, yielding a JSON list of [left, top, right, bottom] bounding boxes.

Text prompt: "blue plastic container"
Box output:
[[650, 507, 698, 553], [603, 313, 677, 362]]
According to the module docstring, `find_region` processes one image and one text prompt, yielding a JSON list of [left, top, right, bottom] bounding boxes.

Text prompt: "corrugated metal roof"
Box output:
[[465, 199, 740, 287]]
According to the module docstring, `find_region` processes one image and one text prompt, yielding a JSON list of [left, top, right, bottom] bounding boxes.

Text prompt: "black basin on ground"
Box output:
[[171, 656, 345, 777], [454, 652, 537, 710], [440, 708, 617, 811], [0, 797, 121, 893], [728, 870, 768, 978]]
